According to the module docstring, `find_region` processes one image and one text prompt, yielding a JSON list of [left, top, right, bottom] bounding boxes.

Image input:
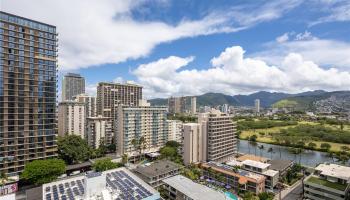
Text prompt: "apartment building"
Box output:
[[74, 93, 97, 118], [168, 96, 186, 114], [133, 160, 182, 188], [255, 99, 260, 113], [167, 120, 183, 143], [0, 12, 57, 174], [96, 82, 142, 137], [58, 101, 85, 139], [115, 104, 169, 157], [62, 73, 85, 101], [86, 116, 113, 149], [162, 175, 227, 200], [241, 160, 279, 189], [201, 162, 266, 195], [199, 110, 237, 162], [183, 123, 205, 165], [304, 163, 350, 200], [190, 96, 197, 114]]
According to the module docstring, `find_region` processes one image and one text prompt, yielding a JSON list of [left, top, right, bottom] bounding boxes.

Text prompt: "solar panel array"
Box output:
[[106, 170, 153, 200], [43, 170, 157, 200], [44, 178, 85, 200]]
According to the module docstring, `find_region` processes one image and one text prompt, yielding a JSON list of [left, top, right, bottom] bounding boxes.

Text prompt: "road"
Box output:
[[282, 181, 303, 200]]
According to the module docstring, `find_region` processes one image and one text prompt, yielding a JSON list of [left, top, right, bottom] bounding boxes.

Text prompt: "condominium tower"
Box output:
[[168, 96, 187, 114], [86, 116, 113, 149], [62, 73, 85, 101], [199, 110, 237, 162], [0, 12, 57, 174], [116, 105, 169, 157], [74, 93, 97, 118], [58, 101, 85, 139], [255, 99, 260, 113]]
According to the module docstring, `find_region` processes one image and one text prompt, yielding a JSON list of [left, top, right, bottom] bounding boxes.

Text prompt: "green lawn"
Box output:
[[239, 121, 350, 152], [306, 176, 347, 191]]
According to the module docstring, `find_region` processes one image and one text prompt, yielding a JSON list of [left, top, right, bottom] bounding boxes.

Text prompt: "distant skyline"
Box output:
[[3, 0, 350, 98]]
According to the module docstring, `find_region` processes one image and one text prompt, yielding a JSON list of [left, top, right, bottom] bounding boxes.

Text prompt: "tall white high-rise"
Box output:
[[191, 96, 197, 114], [58, 101, 85, 139], [255, 99, 260, 113], [74, 93, 97, 118], [87, 116, 113, 149]]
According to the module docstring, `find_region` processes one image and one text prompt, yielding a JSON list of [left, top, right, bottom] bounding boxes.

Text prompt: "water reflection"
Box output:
[[237, 139, 349, 167]]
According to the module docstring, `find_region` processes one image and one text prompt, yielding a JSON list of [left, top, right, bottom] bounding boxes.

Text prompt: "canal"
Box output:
[[237, 139, 349, 167]]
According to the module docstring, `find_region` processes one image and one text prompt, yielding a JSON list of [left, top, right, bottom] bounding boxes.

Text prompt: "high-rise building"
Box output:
[[0, 12, 58, 174], [86, 115, 113, 149], [167, 120, 183, 143], [96, 82, 142, 134], [199, 110, 237, 162], [191, 96, 197, 114], [58, 101, 85, 139], [62, 73, 85, 101], [74, 93, 97, 118], [182, 110, 237, 165], [255, 99, 260, 113], [116, 105, 169, 157], [183, 123, 205, 165], [168, 96, 187, 114]]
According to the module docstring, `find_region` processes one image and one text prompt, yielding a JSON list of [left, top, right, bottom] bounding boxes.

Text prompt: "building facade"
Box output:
[[199, 110, 237, 162], [190, 96, 197, 114], [74, 93, 97, 118], [86, 116, 113, 149], [0, 12, 57, 174], [116, 105, 169, 156], [167, 120, 183, 143], [62, 73, 85, 101], [183, 123, 205, 165], [255, 99, 260, 113], [168, 96, 187, 114], [58, 101, 85, 139]]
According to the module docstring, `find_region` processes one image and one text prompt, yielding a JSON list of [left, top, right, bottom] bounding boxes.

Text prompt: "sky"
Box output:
[[2, 0, 350, 99]]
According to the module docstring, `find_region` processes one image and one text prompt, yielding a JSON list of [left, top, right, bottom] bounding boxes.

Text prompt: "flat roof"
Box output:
[[268, 159, 293, 172], [42, 168, 159, 200], [202, 162, 265, 183], [162, 175, 226, 200], [316, 163, 350, 181], [237, 154, 268, 163], [242, 160, 270, 169], [263, 169, 279, 177], [134, 160, 182, 178]]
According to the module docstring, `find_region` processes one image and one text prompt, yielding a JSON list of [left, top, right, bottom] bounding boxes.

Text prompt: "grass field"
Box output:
[[239, 121, 350, 152]]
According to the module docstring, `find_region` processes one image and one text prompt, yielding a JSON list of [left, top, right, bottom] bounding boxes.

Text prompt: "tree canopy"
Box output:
[[92, 158, 123, 172], [57, 135, 91, 164], [21, 159, 66, 185]]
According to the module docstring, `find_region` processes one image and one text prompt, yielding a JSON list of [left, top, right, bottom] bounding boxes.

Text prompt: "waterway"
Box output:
[[237, 139, 350, 167]]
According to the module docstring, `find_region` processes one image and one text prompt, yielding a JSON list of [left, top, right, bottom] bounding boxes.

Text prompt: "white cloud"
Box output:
[[133, 46, 350, 98], [2, 0, 301, 71], [255, 31, 350, 68], [276, 33, 290, 43], [311, 0, 350, 25]]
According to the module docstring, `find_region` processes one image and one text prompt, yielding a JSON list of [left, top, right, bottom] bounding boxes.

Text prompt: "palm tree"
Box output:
[[131, 136, 147, 161], [250, 141, 258, 156], [258, 145, 264, 157], [267, 147, 274, 159]]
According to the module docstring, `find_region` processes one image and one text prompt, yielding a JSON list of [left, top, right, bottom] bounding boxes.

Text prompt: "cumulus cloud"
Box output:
[[2, 0, 301, 71], [133, 46, 350, 98]]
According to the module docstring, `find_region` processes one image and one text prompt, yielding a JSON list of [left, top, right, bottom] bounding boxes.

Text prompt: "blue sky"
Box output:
[[3, 0, 350, 98]]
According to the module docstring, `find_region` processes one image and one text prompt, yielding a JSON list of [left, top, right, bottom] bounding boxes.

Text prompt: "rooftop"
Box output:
[[134, 160, 182, 178], [315, 163, 350, 181], [162, 175, 226, 200], [306, 176, 348, 191], [237, 154, 269, 163], [262, 169, 279, 177], [202, 162, 265, 183], [242, 160, 270, 169], [42, 168, 160, 200], [268, 159, 293, 172]]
